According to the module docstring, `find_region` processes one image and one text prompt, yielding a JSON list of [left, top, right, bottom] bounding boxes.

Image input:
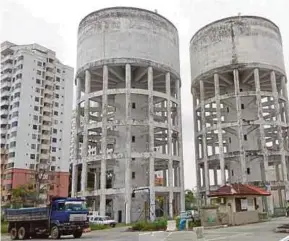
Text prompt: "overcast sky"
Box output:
[[1, 0, 288, 189]]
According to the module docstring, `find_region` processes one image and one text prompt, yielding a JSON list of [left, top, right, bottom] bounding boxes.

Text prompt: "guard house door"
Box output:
[[118, 210, 122, 223]]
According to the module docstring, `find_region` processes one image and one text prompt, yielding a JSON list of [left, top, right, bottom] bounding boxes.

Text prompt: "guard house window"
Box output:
[[229, 137, 231, 143], [244, 135, 247, 141], [227, 107, 229, 113], [231, 170, 234, 176], [132, 103, 136, 109], [132, 136, 135, 143], [132, 172, 136, 179], [241, 104, 244, 109], [247, 168, 250, 175]]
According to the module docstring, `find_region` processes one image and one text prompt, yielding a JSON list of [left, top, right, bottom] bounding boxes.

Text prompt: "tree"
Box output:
[[185, 189, 196, 210]]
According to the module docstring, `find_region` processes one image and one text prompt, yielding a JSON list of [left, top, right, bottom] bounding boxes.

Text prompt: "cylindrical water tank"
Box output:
[[77, 7, 180, 76], [190, 16, 286, 85]]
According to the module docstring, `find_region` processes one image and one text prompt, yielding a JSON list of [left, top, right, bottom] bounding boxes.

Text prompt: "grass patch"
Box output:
[[90, 224, 109, 231]]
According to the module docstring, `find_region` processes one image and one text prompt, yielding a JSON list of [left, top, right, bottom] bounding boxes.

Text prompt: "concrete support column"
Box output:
[[254, 69, 269, 169], [271, 71, 289, 200], [72, 77, 82, 197], [193, 92, 202, 197], [281, 77, 289, 148], [166, 72, 174, 218], [233, 69, 247, 183], [200, 80, 209, 202], [214, 74, 225, 185], [148, 66, 155, 221], [124, 63, 132, 224], [100, 65, 108, 216], [176, 78, 185, 211], [81, 70, 91, 195], [213, 167, 218, 186], [163, 169, 167, 187], [254, 68, 270, 213], [275, 164, 283, 207]]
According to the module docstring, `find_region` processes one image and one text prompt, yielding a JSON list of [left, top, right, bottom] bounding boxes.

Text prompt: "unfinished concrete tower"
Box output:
[[191, 16, 289, 210], [72, 7, 184, 223]]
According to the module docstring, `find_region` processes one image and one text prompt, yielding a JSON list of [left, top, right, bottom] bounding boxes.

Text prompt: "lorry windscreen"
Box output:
[[61, 201, 87, 211]]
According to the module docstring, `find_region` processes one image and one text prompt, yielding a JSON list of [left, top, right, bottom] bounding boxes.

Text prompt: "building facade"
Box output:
[[191, 16, 289, 213], [71, 7, 185, 223], [1, 41, 74, 204]]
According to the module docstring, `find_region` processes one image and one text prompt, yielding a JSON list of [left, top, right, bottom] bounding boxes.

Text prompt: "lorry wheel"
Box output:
[[73, 231, 83, 238], [10, 227, 18, 240], [18, 227, 26, 240], [50, 226, 61, 239]]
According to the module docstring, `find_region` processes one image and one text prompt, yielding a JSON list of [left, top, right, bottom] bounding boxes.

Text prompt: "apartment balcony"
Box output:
[[0, 109, 9, 116], [1, 80, 11, 89], [1, 90, 10, 97], [43, 106, 52, 113], [43, 97, 53, 104], [1, 100, 9, 107], [42, 115, 52, 122], [45, 71, 54, 79], [40, 153, 49, 159], [2, 64, 13, 71], [1, 55, 12, 64], [41, 134, 50, 140], [40, 143, 50, 150], [41, 125, 51, 131], [44, 88, 53, 95], [46, 62, 54, 69]]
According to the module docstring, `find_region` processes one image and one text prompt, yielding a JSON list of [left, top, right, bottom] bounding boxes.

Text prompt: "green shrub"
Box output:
[[131, 218, 167, 231], [1, 222, 8, 233]]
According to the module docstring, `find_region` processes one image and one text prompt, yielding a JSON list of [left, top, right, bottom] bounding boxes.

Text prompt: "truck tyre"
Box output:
[[10, 227, 18, 240], [73, 231, 83, 238], [18, 227, 26, 240], [50, 226, 61, 239]]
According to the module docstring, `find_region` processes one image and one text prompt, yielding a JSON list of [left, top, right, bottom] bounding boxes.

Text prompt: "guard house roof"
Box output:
[[208, 183, 271, 197]]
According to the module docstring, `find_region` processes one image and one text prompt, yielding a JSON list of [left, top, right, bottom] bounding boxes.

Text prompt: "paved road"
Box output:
[[2, 218, 289, 240]]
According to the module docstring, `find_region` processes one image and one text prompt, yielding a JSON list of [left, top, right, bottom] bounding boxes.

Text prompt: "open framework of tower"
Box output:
[[71, 7, 185, 223], [191, 16, 289, 210]]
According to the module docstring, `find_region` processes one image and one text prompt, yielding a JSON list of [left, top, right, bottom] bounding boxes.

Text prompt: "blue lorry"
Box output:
[[5, 197, 89, 240]]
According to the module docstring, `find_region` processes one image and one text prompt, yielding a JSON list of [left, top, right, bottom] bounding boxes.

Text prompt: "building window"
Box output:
[[241, 104, 244, 109], [35, 97, 39, 102], [54, 111, 58, 116], [30, 154, 35, 159], [227, 107, 229, 113], [240, 88, 243, 92], [54, 102, 59, 107], [34, 106, 39, 111], [9, 141, 16, 148], [132, 172, 136, 179], [132, 102, 136, 109], [52, 138, 57, 143], [36, 79, 41, 84], [37, 61, 42, 67], [53, 129, 57, 134], [56, 77, 60, 82], [51, 166, 56, 171], [37, 70, 42, 76], [55, 94, 59, 99], [51, 156, 56, 162], [33, 115, 38, 121], [229, 137, 231, 143], [55, 85, 60, 90], [33, 125, 37, 130], [31, 144, 36, 149], [244, 135, 247, 141], [132, 158, 135, 161], [231, 170, 234, 176], [11, 121, 18, 127], [32, 134, 37, 139], [30, 164, 35, 169], [52, 147, 56, 152], [132, 136, 135, 143], [57, 69, 61, 73], [132, 193, 135, 198], [247, 168, 250, 175]]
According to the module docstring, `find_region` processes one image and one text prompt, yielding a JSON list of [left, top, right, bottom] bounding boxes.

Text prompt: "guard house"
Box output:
[[208, 183, 271, 226]]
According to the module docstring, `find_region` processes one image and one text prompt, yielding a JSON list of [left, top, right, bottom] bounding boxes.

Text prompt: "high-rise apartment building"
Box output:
[[0, 41, 74, 203]]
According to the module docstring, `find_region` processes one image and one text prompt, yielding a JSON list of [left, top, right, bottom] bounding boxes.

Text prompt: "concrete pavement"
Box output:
[[2, 217, 289, 240]]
